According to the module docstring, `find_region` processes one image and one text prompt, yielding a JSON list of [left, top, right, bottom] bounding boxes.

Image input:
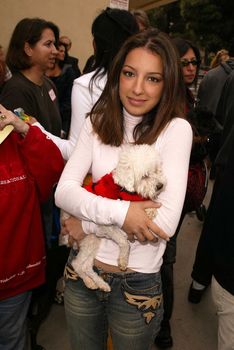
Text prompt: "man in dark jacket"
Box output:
[[189, 71, 234, 350], [59, 35, 81, 78], [197, 58, 234, 120]]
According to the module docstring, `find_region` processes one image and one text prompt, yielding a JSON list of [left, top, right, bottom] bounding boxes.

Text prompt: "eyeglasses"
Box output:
[[181, 59, 199, 67]]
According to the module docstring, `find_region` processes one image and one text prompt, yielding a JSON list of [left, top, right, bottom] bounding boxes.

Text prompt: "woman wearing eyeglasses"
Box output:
[[173, 37, 201, 107], [155, 38, 204, 349]]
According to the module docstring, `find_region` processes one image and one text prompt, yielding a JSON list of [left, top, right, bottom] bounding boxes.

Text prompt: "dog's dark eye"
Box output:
[[156, 183, 163, 190], [142, 175, 149, 179]]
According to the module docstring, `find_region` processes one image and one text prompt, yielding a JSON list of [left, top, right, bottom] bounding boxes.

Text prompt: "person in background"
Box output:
[[198, 49, 234, 122], [210, 48, 230, 69], [55, 28, 192, 350], [190, 70, 234, 350], [196, 47, 234, 178], [0, 18, 61, 138], [0, 17, 65, 350], [188, 65, 234, 307], [131, 9, 151, 31], [83, 7, 140, 75], [46, 42, 76, 138], [154, 37, 202, 349], [59, 35, 81, 78], [0, 104, 64, 350]]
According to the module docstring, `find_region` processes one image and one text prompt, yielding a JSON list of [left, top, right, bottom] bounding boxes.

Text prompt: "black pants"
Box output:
[[160, 209, 186, 327], [28, 194, 70, 349], [191, 176, 221, 287]]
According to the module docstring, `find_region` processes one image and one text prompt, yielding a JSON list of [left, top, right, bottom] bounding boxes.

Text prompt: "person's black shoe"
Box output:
[[188, 283, 205, 304], [155, 334, 173, 348], [155, 321, 173, 349]]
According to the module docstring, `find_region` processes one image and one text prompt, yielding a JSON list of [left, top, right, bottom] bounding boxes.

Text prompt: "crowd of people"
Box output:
[[0, 6, 233, 350]]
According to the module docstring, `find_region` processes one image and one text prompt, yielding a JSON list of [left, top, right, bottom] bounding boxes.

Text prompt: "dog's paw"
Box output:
[[84, 276, 111, 292], [118, 256, 128, 271], [99, 282, 111, 292], [83, 276, 99, 290]]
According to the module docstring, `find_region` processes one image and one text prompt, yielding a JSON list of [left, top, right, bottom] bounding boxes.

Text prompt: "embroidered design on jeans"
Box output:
[[123, 290, 162, 324], [64, 264, 79, 281]]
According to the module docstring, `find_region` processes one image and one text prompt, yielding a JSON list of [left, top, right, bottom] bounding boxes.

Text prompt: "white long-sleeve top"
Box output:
[[55, 110, 193, 273], [35, 70, 106, 160]]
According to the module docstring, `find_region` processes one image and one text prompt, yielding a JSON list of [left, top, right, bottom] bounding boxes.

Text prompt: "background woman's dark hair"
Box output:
[[6, 18, 59, 73], [57, 42, 69, 69], [90, 29, 186, 146], [172, 37, 201, 86], [90, 7, 139, 79], [131, 9, 151, 31]]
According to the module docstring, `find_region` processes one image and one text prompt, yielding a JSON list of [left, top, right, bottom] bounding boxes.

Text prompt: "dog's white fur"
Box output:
[[60, 144, 166, 292]]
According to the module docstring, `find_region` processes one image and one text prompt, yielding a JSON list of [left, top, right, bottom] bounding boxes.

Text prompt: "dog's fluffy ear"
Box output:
[[112, 145, 136, 192], [112, 164, 135, 192]]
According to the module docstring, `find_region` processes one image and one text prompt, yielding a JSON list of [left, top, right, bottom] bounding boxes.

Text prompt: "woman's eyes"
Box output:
[[122, 70, 134, 77], [122, 70, 162, 83], [45, 41, 55, 47], [148, 76, 161, 83]]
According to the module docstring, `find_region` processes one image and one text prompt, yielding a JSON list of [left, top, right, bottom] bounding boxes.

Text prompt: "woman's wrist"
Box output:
[[19, 122, 30, 138]]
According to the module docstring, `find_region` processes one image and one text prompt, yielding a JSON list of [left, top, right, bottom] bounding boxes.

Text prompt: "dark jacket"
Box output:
[[202, 71, 234, 295], [198, 59, 234, 119], [65, 55, 81, 78], [50, 64, 76, 135]]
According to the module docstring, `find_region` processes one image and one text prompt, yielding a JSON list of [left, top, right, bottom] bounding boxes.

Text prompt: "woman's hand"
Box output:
[[61, 216, 86, 247], [122, 200, 169, 243], [0, 104, 29, 137]]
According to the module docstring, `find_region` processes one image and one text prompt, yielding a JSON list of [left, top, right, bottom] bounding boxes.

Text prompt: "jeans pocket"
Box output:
[[122, 272, 163, 324]]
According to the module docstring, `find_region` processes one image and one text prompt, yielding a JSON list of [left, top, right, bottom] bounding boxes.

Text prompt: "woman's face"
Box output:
[[119, 47, 164, 116], [181, 47, 198, 85], [26, 28, 58, 72], [57, 45, 66, 61]]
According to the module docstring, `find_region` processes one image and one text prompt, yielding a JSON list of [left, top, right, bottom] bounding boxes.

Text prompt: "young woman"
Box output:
[[55, 29, 192, 350], [0, 104, 64, 350]]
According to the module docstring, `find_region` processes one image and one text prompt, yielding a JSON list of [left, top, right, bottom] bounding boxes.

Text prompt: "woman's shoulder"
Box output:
[[161, 117, 192, 138], [73, 70, 106, 91], [1, 73, 30, 90]]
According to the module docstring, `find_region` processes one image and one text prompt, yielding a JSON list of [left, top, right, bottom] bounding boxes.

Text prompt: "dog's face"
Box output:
[[112, 144, 166, 200]]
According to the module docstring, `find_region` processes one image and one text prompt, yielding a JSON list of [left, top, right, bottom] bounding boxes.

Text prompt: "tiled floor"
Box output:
[[38, 181, 218, 350]]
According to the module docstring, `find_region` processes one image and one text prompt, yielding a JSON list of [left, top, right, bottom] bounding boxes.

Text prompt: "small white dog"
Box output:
[[60, 144, 166, 292]]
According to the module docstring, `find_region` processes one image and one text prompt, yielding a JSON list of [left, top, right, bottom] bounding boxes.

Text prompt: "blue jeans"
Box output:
[[0, 291, 31, 350], [64, 268, 163, 350]]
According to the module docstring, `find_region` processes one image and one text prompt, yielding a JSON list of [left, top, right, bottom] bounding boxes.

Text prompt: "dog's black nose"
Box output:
[[156, 183, 163, 190]]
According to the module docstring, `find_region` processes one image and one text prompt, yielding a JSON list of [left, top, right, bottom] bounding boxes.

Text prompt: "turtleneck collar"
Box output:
[[123, 108, 143, 144]]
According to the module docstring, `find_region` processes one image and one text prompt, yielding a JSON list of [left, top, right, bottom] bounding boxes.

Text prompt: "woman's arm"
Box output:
[[153, 118, 193, 237], [55, 119, 130, 228]]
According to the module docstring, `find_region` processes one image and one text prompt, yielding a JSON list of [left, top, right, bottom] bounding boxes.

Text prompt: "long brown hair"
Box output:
[[90, 29, 186, 146]]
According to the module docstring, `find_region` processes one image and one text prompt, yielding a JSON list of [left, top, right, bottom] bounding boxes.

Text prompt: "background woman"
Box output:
[[55, 29, 192, 350]]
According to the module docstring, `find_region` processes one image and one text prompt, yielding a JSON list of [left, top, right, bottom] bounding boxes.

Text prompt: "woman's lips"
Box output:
[[127, 97, 146, 106]]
